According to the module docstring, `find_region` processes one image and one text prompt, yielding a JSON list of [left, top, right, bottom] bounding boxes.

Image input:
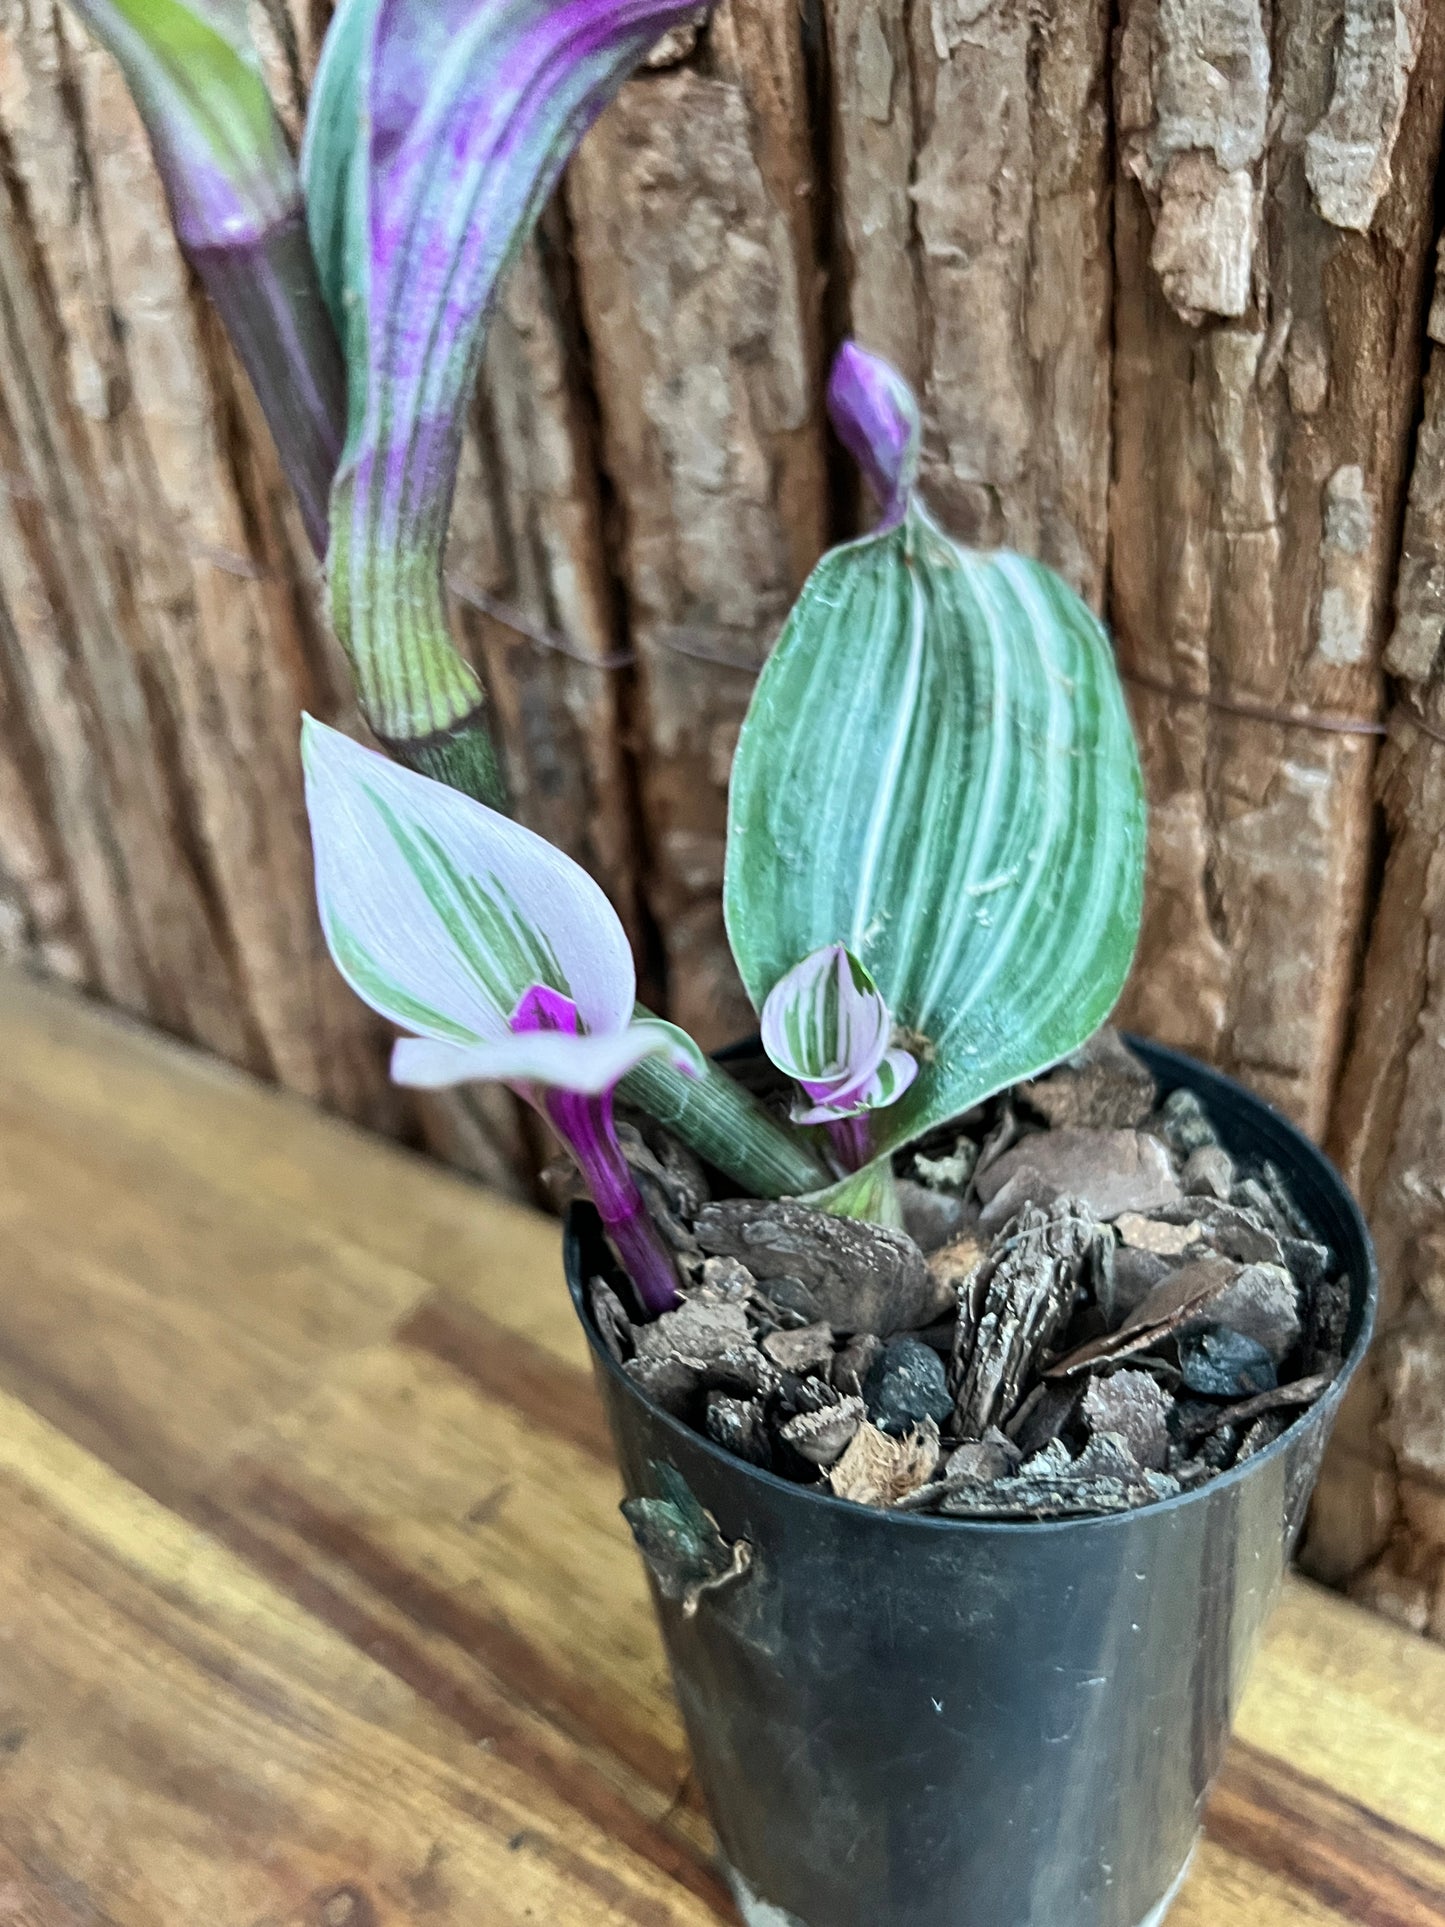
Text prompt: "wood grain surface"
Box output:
[[0, 963, 1442, 1926]]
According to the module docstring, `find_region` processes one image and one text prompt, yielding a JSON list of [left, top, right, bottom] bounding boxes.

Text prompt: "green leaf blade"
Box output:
[[724, 506, 1146, 1158]]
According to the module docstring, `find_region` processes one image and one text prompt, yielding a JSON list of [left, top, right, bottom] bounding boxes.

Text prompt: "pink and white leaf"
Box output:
[[762, 944, 891, 1089], [302, 715, 636, 1045], [793, 1047, 920, 1125], [390, 1022, 696, 1094]]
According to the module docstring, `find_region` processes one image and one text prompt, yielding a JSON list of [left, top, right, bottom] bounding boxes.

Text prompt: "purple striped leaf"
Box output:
[[304, 0, 708, 783]]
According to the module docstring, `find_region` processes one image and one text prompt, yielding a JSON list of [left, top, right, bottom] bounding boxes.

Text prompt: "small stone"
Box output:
[[1178, 1326, 1278, 1398], [946, 1429, 1023, 1484], [781, 1395, 866, 1468], [1082, 1370, 1171, 1469], [1018, 1028, 1157, 1129], [896, 1179, 970, 1253], [1155, 1198, 1283, 1266], [977, 1128, 1181, 1229], [1183, 1145, 1235, 1200], [829, 1419, 941, 1506], [1155, 1088, 1219, 1157], [762, 1321, 835, 1375], [862, 1336, 954, 1436], [1115, 1212, 1200, 1255], [696, 1199, 949, 1334], [635, 1295, 751, 1363], [633, 1295, 775, 1396], [1231, 1176, 1295, 1240], [698, 1256, 756, 1303], [832, 1331, 884, 1396], [914, 1138, 979, 1192], [1208, 1262, 1301, 1363], [705, 1394, 770, 1467]]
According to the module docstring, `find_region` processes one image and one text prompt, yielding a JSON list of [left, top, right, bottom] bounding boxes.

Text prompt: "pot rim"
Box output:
[[567, 1034, 1378, 1538]]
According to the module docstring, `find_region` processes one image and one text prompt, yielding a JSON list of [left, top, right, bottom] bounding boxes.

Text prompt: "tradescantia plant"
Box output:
[[64, 0, 1147, 1296]]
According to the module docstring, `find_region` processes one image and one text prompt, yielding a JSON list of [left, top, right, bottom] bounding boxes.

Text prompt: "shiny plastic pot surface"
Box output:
[[566, 1040, 1377, 1927]]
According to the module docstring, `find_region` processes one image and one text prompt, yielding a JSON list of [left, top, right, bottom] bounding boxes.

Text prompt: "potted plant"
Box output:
[[67, 4, 1376, 1924]]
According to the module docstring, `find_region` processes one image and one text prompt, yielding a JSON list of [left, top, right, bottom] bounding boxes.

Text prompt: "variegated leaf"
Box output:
[[391, 1021, 697, 1093], [302, 715, 636, 1044], [724, 503, 1146, 1159], [302, 0, 708, 790], [64, 0, 294, 246], [759, 942, 917, 1122]]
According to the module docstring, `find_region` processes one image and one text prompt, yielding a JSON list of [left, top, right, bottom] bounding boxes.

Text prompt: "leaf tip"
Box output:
[[827, 340, 921, 525]]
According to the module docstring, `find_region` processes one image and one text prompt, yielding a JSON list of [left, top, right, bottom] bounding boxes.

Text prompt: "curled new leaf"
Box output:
[[827, 342, 920, 527], [303, 715, 702, 1310], [304, 0, 709, 800], [760, 942, 917, 1124], [725, 500, 1146, 1161]]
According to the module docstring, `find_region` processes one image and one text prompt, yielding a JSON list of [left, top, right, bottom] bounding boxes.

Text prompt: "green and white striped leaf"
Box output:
[[724, 502, 1146, 1160], [301, 714, 637, 1045]]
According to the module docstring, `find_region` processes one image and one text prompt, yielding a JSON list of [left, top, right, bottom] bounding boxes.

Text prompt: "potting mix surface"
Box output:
[[594, 1031, 1351, 1517]]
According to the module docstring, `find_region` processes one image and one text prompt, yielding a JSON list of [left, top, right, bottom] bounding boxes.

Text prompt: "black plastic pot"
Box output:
[[565, 1039, 1377, 1927]]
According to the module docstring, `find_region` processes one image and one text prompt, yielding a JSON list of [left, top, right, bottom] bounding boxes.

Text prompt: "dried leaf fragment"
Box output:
[[1115, 1213, 1199, 1256], [829, 1420, 940, 1507], [1047, 1254, 1238, 1378]]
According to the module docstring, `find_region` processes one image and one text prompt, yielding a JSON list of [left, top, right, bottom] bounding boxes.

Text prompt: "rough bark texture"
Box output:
[[825, 0, 1113, 602], [568, 0, 828, 1046], [1306, 241, 1445, 1637], [1113, 0, 1445, 1138], [3, 0, 1445, 1626]]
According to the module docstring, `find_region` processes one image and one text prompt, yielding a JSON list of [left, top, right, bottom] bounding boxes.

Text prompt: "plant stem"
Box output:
[[621, 1044, 830, 1199], [545, 1086, 679, 1313], [826, 1114, 873, 1172], [191, 214, 346, 559]]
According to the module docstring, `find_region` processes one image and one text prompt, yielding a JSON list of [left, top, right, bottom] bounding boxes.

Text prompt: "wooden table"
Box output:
[[0, 968, 1442, 1926]]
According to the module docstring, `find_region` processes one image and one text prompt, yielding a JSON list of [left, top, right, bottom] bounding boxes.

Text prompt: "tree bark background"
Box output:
[[2, 0, 1445, 1632]]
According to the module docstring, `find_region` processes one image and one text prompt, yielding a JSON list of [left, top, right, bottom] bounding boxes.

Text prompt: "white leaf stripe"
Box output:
[[724, 507, 1145, 1155]]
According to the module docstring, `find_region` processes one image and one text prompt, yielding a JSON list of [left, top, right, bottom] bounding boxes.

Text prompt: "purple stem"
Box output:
[[826, 1113, 874, 1174], [191, 212, 347, 557], [546, 1085, 681, 1314]]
